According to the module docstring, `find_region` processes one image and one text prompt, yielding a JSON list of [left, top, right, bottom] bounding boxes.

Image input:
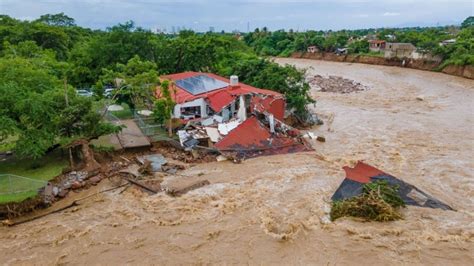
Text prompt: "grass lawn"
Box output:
[[0, 152, 67, 204], [149, 126, 180, 142], [110, 103, 134, 119]]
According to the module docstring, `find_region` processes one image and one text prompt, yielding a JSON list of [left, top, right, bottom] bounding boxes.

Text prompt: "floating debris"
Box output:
[[309, 75, 368, 94]]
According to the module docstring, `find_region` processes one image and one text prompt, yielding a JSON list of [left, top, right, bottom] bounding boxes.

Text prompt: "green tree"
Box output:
[[348, 40, 369, 54], [98, 55, 159, 110], [36, 13, 76, 27], [461, 16, 474, 29], [217, 55, 314, 119], [153, 80, 175, 137], [0, 43, 119, 168]]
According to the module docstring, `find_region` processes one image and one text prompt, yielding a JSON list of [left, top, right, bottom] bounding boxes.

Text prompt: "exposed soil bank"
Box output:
[[291, 52, 474, 79], [1, 60, 473, 265]]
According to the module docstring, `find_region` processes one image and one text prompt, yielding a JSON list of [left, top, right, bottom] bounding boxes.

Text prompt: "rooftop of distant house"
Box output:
[[368, 40, 386, 44]]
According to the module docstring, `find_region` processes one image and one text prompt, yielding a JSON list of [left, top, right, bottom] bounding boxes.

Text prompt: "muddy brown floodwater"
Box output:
[[1, 59, 474, 265]]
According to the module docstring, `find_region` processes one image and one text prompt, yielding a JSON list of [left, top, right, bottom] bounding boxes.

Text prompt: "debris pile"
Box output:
[[309, 75, 368, 93], [177, 114, 312, 161], [40, 170, 105, 205], [150, 142, 217, 163]]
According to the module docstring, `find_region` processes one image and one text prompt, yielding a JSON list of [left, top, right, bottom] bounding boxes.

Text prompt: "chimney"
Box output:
[[230, 75, 239, 87]]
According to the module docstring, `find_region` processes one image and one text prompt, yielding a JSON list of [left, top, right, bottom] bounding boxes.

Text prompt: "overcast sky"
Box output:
[[1, 0, 472, 32]]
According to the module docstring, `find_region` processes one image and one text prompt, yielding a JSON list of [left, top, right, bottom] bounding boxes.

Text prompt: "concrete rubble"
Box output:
[[136, 154, 167, 172], [119, 164, 142, 178], [40, 170, 105, 205]]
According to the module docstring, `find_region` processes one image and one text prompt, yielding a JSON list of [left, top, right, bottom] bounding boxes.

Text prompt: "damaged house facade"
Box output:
[[156, 72, 311, 159]]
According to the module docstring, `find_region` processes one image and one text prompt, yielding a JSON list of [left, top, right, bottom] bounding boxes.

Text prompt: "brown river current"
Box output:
[[1, 59, 473, 265]]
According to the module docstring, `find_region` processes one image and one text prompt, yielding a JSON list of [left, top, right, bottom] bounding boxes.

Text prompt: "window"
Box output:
[[180, 106, 201, 119]]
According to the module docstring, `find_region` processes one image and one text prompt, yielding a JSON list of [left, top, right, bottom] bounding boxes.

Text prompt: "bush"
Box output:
[[330, 180, 405, 222]]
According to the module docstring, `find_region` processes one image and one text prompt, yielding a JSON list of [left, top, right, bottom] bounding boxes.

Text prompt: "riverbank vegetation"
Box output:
[[244, 16, 473, 67]]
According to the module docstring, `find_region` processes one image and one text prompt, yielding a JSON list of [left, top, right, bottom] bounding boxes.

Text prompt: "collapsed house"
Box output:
[[332, 161, 453, 210], [156, 72, 312, 159]]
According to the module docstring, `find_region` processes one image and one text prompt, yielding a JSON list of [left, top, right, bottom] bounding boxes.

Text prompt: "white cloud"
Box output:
[[354, 14, 369, 18], [383, 12, 401, 16]]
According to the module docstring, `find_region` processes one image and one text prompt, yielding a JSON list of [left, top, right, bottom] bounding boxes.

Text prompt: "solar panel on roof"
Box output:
[[175, 75, 229, 95]]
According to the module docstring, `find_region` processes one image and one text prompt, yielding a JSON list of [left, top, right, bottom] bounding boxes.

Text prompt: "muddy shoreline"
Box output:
[[1, 60, 473, 265], [289, 52, 474, 79]]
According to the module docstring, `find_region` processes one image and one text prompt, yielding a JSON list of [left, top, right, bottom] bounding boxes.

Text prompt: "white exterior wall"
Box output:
[[173, 98, 208, 118]]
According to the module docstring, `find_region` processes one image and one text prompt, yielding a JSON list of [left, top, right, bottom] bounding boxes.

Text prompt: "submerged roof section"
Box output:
[[175, 75, 229, 95], [332, 161, 454, 210]]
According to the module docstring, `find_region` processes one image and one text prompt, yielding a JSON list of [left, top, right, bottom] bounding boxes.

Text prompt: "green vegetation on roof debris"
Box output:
[[330, 180, 406, 222]]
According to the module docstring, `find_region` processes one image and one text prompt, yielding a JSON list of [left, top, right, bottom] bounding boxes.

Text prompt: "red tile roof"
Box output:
[[214, 116, 312, 158], [342, 161, 386, 183], [206, 90, 236, 112], [251, 96, 285, 121], [157, 72, 283, 107]]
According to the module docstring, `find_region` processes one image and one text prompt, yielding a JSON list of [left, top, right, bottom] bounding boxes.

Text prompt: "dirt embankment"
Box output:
[[291, 52, 474, 79]]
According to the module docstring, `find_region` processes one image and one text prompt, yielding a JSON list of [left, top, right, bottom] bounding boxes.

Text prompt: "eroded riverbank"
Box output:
[[1, 59, 473, 265]]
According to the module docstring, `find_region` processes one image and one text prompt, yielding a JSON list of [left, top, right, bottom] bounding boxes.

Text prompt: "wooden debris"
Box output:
[[165, 180, 210, 197], [123, 177, 159, 194], [119, 164, 141, 178]]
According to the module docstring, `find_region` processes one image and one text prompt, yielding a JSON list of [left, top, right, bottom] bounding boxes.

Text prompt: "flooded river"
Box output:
[[1, 59, 473, 264]]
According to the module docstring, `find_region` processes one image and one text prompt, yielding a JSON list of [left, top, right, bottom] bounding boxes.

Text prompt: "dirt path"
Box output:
[[1, 60, 473, 265]]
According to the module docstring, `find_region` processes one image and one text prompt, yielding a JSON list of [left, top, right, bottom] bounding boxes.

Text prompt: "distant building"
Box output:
[[307, 46, 319, 53], [385, 34, 396, 41], [209, 26, 215, 33], [411, 50, 443, 62], [368, 40, 386, 52], [384, 43, 417, 59]]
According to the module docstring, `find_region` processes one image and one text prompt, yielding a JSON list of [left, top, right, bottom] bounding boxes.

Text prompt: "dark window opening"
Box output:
[[180, 106, 201, 119]]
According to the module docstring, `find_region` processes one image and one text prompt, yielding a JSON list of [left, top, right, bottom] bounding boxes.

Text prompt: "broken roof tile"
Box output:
[[214, 116, 312, 159]]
